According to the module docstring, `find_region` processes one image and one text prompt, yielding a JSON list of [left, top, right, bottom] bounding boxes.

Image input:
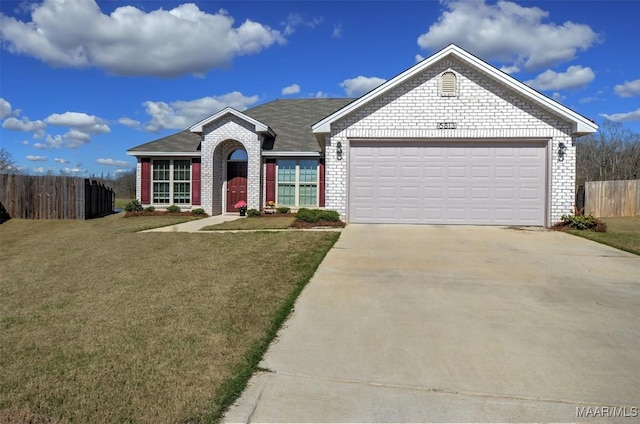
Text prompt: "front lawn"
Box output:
[[0, 214, 339, 423], [567, 216, 640, 255]]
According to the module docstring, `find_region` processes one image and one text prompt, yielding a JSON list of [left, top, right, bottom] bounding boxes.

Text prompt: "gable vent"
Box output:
[[441, 71, 457, 96]]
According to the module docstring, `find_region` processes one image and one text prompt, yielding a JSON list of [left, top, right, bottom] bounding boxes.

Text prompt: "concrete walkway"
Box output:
[[224, 224, 640, 423], [140, 213, 242, 232]]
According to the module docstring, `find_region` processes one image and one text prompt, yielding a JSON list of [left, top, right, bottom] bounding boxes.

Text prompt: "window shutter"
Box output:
[[441, 72, 456, 96], [266, 159, 276, 204], [140, 158, 150, 204], [319, 159, 325, 207], [191, 158, 201, 205]]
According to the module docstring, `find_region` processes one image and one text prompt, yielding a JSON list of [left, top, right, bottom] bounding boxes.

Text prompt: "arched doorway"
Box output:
[[226, 149, 248, 212]]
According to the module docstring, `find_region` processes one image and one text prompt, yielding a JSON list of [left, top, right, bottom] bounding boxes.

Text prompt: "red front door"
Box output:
[[226, 162, 247, 212]]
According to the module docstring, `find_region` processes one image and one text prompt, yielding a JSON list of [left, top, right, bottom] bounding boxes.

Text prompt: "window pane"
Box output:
[[173, 182, 190, 204], [277, 160, 296, 182], [299, 184, 317, 206], [153, 160, 170, 181], [173, 160, 190, 181], [277, 184, 295, 206], [299, 160, 317, 183], [153, 182, 170, 204]]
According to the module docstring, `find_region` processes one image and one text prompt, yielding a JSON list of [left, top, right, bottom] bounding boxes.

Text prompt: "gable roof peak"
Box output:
[[189, 106, 272, 135], [312, 43, 597, 136]]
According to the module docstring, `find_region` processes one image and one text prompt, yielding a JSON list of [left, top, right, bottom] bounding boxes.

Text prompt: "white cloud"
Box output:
[[0, 0, 285, 77], [0, 98, 13, 119], [118, 117, 140, 129], [26, 155, 47, 161], [283, 13, 323, 36], [32, 167, 46, 173], [614, 79, 640, 98], [340, 76, 386, 97], [314, 91, 328, 98], [34, 134, 63, 150], [97, 158, 130, 167], [281, 83, 301, 95], [551, 92, 566, 102], [2, 116, 46, 137], [62, 166, 86, 174], [600, 108, 640, 123], [115, 168, 132, 174], [415, 54, 425, 62], [54, 158, 69, 164], [525, 65, 595, 91], [21, 140, 29, 145], [63, 129, 92, 148], [143, 92, 260, 131], [500, 64, 520, 74], [332, 24, 342, 38], [45, 112, 110, 134], [417, 0, 599, 72]]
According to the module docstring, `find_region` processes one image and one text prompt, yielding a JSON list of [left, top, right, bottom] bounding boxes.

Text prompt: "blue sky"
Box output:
[[1, 0, 639, 176]]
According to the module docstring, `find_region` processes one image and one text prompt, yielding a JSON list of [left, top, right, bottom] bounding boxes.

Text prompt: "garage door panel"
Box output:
[[350, 142, 546, 225]]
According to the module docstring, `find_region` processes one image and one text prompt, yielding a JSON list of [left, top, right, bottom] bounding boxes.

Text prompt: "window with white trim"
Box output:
[[152, 159, 191, 204], [277, 159, 318, 207]]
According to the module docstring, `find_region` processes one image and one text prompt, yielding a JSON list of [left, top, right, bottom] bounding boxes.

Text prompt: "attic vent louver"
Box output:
[[441, 71, 457, 97]]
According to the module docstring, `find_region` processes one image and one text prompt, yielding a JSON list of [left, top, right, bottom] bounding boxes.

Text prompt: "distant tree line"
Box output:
[[575, 120, 640, 186]]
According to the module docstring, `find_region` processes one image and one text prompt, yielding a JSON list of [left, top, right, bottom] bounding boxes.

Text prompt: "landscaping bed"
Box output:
[[123, 210, 207, 218]]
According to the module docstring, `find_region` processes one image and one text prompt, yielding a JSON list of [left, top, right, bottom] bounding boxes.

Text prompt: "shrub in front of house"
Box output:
[[191, 208, 205, 215], [559, 214, 607, 232], [317, 210, 340, 222], [246, 208, 260, 217], [276, 206, 291, 214], [144, 206, 155, 212], [166, 205, 181, 213], [296, 208, 341, 223], [124, 199, 143, 212]]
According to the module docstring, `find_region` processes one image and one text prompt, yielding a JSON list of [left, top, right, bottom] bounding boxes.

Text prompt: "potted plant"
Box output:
[[234, 200, 247, 216], [264, 200, 276, 214]]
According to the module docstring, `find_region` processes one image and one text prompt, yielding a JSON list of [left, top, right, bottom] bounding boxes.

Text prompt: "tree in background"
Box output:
[[97, 170, 136, 199], [0, 148, 19, 173], [575, 120, 640, 186]]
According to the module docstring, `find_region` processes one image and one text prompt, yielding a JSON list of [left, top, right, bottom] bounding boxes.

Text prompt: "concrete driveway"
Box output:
[[225, 225, 640, 423]]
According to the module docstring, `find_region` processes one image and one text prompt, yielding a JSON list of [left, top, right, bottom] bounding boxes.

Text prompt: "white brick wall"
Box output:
[[325, 57, 576, 225], [200, 116, 262, 215]]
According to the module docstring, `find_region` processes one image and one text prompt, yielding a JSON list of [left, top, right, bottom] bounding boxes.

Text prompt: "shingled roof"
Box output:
[[127, 98, 354, 155], [243, 98, 353, 152], [127, 130, 201, 153]]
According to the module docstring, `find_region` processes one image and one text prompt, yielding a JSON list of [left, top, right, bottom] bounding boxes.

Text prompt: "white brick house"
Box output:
[[127, 44, 597, 226]]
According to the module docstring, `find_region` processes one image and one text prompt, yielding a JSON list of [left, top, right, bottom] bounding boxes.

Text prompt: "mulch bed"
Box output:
[[289, 220, 346, 229], [123, 211, 207, 218]]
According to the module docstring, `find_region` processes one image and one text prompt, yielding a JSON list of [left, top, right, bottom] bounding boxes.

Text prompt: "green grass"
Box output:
[[202, 216, 297, 231], [567, 216, 640, 255], [114, 198, 134, 209], [0, 214, 339, 423]]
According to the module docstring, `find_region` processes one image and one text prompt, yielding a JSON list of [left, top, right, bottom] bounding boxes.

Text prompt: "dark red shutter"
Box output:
[[319, 159, 325, 207], [140, 158, 151, 204], [191, 158, 201, 205], [266, 159, 276, 204]]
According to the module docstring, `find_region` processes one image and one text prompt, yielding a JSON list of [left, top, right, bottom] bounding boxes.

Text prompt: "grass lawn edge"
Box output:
[[195, 231, 341, 423], [565, 229, 640, 256]]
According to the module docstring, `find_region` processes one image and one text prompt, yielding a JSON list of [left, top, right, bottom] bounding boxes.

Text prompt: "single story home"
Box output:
[[127, 44, 597, 226]]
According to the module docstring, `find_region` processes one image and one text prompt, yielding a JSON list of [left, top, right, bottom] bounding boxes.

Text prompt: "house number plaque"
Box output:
[[437, 122, 457, 129]]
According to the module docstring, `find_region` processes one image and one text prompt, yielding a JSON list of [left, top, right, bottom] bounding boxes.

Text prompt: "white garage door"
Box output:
[[349, 141, 547, 225]]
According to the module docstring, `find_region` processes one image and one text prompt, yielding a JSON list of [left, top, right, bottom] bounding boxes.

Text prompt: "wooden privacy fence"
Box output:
[[0, 174, 114, 220], [585, 179, 640, 217]]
